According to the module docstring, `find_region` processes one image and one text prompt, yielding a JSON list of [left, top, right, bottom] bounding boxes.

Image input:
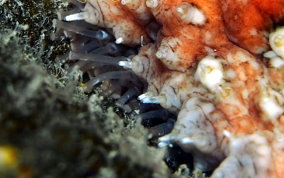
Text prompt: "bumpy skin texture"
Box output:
[[83, 0, 284, 177]]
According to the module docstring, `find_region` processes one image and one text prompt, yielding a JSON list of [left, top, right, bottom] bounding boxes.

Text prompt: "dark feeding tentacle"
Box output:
[[164, 144, 194, 173], [115, 86, 143, 113], [138, 103, 177, 139], [140, 109, 174, 127], [148, 119, 175, 137], [138, 103, 194, 173], [116, 87, 141, 105]]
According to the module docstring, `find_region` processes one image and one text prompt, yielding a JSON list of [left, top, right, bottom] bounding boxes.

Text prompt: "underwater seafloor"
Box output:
[[0, 0, 206, 177]]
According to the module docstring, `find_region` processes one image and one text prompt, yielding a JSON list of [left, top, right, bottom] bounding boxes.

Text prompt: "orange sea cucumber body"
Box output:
[[84, 0, 284, 177]]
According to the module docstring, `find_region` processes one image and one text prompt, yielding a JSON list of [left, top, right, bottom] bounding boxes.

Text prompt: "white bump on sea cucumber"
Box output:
[[146, 0, 158, 8], [269, 27, 284, 59], [195, 56, 224, 90], [176, 3, 206, 25]]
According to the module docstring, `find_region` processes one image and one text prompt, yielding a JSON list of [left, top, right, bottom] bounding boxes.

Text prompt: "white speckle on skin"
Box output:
[[265, 30, 284, 68]]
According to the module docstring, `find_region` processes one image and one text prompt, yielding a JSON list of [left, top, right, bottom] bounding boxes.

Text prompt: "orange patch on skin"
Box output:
[[228, 116, 257, 135], [217, 103, 244, 119]]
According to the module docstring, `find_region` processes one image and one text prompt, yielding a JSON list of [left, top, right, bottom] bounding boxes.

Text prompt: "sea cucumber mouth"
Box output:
[[53, 0, 196, 173]]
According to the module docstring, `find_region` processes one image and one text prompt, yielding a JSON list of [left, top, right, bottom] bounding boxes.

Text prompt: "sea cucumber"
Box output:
[[56, 0, 284, 177]]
